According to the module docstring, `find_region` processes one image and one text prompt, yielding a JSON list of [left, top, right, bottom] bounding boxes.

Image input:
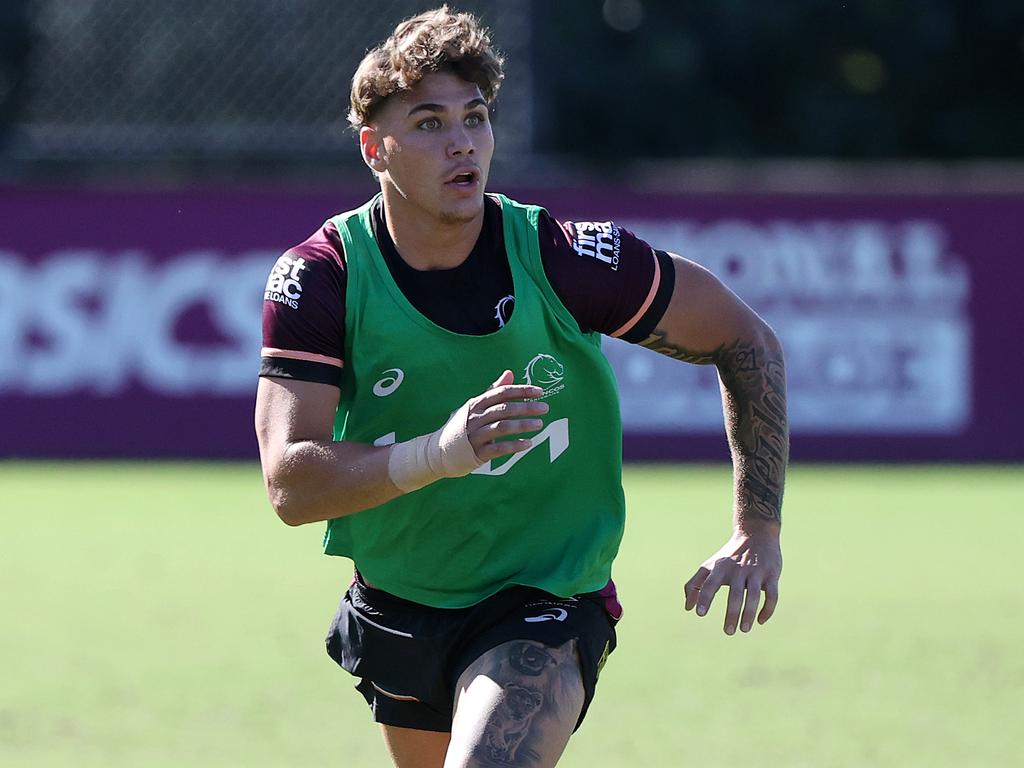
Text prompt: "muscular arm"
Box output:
[[255, 377, 401, 526], [255, 372, 548, 527], [638, 253, 788, 632], [638, 254, 788, 529]]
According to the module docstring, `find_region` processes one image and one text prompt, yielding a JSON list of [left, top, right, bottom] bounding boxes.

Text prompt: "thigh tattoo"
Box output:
[[472, 640, 582, 766]]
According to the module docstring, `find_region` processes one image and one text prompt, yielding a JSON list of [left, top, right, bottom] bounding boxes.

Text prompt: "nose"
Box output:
[[447, 123, 474, 158]]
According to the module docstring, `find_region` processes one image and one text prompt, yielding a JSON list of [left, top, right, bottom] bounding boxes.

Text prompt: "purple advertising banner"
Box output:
[[1, 184, 1021, 461]]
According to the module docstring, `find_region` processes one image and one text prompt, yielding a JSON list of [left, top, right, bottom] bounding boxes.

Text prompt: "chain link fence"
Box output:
[[8, 0, 533, 166]]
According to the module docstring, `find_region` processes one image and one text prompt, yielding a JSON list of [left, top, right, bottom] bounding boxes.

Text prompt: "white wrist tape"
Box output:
[[387, 402, 481, 493]]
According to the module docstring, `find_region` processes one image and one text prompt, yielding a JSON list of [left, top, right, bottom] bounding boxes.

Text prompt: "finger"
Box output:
[[695, 566, 728, 617], [473, 384, 544, 411], [739, 580, 762, 633], [490, 369, 514, 388], [474, 437, 532, 460], [724, 580, 745, 635], [757, 581, 779, 624], [474, 400, 549, 427], [470, 419, 545, 453], [683, 568, 709, 611]]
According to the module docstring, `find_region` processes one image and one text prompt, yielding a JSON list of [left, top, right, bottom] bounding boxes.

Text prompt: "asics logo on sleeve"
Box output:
[[372, 368, 405, 397], [524, 608, 568, 623]]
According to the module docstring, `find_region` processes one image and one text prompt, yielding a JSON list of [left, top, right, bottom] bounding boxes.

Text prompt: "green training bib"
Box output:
[[325, 193, 625, 608]]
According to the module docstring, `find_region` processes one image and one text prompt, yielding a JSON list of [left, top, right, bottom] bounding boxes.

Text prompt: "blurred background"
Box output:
[[2, 0, 1022, 461], [2, 3, 1023, 767]]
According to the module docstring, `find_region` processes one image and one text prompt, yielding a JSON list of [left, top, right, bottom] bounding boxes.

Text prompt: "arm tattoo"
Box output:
[[638, 329, 718, 365], [640, 329, 789, 524], [470, 640, 581, 766]]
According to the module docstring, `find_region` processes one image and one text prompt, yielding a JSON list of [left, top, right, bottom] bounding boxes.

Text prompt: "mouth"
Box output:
[[444, 168, 480, 189]]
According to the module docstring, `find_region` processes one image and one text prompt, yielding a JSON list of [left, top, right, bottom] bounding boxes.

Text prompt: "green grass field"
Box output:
[[2, 463, 1022, 767]]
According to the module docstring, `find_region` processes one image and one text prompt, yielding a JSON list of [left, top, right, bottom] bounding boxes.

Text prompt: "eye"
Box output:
[[465, 112, 487, 127], [418, 117, 442, 130]]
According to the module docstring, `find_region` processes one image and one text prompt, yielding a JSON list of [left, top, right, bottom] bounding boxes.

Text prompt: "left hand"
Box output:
[[684, 529, 782, 635]]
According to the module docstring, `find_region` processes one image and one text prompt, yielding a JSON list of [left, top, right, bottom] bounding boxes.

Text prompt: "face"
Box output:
[[360, 71, 494, 226]]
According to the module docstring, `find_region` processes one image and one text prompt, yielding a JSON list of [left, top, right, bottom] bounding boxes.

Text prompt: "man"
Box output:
[[256, 7, 787, 768]]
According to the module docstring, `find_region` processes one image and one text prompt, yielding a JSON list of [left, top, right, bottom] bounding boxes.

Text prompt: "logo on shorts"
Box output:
[[524, 353, 564, 399], [524, 608, 568, 623], [596, 640, 611, 677], [372, 368, 404, 397]]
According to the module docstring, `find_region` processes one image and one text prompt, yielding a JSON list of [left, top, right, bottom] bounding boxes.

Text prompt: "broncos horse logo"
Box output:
[[523, 354, 564, 397]]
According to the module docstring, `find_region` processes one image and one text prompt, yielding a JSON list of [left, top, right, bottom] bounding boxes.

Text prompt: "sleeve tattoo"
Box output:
[[639, 329, 789, 524]]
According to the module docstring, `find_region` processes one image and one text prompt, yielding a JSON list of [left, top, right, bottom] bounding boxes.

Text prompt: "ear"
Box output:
[[359, 126, 388, 173]]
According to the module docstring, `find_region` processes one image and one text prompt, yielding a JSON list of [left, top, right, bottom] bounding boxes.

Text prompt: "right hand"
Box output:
[[388, 370, 548, 492], [460, 369, 548, 462]]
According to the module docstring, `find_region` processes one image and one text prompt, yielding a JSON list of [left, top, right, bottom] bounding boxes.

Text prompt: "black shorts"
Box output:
[[325, 574, 620, 733]]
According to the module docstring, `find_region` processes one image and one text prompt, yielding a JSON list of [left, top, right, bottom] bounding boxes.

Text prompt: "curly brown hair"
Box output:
[[348, 6, 505, 129]]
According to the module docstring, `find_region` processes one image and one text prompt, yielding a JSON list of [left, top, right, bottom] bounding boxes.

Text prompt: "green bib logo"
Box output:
[[524, 353, 565, 398]]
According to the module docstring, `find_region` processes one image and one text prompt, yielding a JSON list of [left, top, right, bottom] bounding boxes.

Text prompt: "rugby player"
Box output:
[[255, 7, 787, 767]]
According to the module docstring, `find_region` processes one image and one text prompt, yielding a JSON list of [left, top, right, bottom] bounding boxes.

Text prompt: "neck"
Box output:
[[380, 183, 485, 271]]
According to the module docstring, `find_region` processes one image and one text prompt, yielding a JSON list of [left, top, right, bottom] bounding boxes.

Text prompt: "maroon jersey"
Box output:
[[261, 195, 673, 385]]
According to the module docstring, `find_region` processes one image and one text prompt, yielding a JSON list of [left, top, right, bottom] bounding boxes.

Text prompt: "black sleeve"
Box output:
[[538, 210, 674, 341], [259, 221, 347, 386]]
